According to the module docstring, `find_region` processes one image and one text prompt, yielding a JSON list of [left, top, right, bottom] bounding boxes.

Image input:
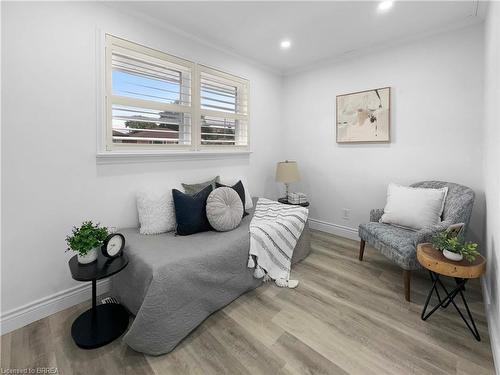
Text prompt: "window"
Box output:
[[104, 35, 249, 152], [199, 67, 249, 147]]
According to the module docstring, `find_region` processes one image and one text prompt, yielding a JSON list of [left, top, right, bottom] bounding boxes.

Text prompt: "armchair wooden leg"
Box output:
[[359, 240, 366, 261], [403, 270, 411, 302]]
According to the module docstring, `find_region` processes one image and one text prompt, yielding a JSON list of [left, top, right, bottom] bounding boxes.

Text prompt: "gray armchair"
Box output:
[[358, 181, 475, 301]]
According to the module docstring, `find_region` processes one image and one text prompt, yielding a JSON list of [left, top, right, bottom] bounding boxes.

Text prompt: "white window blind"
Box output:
[[104, 35, 249, 152], [199, 67, 249, 147]]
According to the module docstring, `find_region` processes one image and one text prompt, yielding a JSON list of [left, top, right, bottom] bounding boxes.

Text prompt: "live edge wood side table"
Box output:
[[417, 243, 486, 341], [69, 253, 129, 349]]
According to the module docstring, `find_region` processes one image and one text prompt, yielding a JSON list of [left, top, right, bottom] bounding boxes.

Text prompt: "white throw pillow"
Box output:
[[380, 183, 448, 230], [136, 190, 176, 234], [220, 176, 253, 210], [206, 187, 243, 232]]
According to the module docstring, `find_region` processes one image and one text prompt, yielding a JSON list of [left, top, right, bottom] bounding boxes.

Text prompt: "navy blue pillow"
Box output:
[[215, 180, 248, 218], [172, 184, 213, 235]]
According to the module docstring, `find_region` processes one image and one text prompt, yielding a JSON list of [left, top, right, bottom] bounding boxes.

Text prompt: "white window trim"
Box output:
[[96, 31, 251, 162], [95, 149, 252, 164]]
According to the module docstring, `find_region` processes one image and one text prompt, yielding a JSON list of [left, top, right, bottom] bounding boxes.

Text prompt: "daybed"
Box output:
[[111, 198, 310, 355]]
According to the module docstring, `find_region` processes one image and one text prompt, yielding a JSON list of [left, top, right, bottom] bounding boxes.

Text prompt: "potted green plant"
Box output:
[[66, 221, 109, 264], [432, 231, 479, 262]]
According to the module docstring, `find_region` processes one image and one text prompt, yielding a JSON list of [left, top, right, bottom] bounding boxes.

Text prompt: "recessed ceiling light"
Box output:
[[378, 1, 394, 12], [280, 39, 292, 50]]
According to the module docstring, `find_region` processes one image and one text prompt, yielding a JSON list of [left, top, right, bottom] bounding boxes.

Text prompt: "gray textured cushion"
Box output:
[[206, 187, 243, 232], [359, 222, 419, 269], [182, 176, 220, 195]]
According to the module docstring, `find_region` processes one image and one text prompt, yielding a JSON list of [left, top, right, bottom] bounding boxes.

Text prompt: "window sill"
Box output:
[[96, 150, 252, 164]]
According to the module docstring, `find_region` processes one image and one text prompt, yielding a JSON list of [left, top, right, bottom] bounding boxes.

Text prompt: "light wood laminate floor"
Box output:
[[1, 230, 496, 374]]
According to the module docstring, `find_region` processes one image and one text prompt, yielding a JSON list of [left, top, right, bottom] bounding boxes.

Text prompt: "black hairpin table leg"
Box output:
[[421, 271, 481, 341]]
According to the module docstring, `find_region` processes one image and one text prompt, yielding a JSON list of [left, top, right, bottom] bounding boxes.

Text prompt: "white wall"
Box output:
[[282, 25, 485, 243], [482, 1, 500, 371], [1, 2, 283, 323]]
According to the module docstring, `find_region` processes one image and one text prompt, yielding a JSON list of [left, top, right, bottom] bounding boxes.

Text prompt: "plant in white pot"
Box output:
[[431, 230, 479, 262], [66, 221, 109, 264]]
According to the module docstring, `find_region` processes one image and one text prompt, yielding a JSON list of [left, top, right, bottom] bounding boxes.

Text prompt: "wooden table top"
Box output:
[[417, 243, 486, 279]]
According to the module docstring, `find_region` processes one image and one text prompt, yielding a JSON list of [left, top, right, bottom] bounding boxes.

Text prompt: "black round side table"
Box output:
[[278, 197, 310, 207], [68, 253, 129, 349]]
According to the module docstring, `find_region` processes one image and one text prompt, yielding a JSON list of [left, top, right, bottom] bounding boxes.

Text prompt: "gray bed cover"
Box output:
[[112, 199, 310, 355]]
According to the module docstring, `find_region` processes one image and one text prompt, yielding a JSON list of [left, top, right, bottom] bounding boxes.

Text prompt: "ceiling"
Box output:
[[113, 1, 486, 75]]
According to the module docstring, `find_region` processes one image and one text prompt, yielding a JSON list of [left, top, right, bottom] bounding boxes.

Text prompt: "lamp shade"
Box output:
[[275, 161, 300, 183]]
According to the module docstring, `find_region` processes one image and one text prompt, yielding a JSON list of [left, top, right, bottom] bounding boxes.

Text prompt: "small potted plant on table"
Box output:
[[432, 230, 479, 262], [66, 221, 109, 264]]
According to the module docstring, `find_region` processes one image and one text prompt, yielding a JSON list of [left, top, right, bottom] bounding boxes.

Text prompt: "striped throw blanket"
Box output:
[[248, 198, 309, 281]]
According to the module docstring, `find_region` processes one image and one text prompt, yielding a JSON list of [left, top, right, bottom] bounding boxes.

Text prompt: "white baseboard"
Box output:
[[0, 279, 111, 335], [482, 280, 500, 375], [308, 218, 359, 241]]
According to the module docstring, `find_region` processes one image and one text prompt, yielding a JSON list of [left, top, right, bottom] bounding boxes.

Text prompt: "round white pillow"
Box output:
[[206, 187, 243, 232]]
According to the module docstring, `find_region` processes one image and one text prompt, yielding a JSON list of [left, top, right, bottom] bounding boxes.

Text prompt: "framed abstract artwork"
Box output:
[[336, 87, 391, 143]]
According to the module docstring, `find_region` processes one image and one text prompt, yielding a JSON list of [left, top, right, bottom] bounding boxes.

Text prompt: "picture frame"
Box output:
[[336, 87, 391, 143]]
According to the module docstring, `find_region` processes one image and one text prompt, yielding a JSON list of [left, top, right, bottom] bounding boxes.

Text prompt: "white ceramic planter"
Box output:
[[443, 249, 463, 262], [77, 247, 98, 264]]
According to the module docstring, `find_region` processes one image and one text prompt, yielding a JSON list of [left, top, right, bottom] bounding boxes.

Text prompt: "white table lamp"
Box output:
[[275, 160, 300, 199]]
